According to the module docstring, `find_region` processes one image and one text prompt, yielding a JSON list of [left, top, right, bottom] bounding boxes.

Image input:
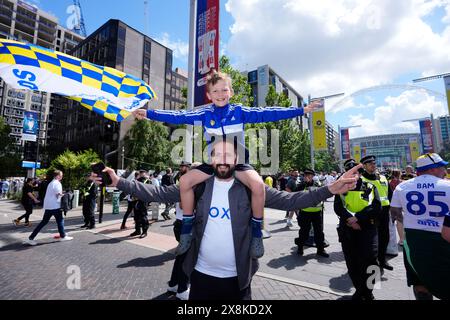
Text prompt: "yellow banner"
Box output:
[[312, 102, 327, 151], [353, 144, 361, 162], [445, 76, 450, 115], [409, 138, 420, 162]]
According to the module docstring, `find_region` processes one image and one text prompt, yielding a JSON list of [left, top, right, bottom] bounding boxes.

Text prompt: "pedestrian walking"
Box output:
[[14, 178, 39, 226], [23, 170, 73, 245]]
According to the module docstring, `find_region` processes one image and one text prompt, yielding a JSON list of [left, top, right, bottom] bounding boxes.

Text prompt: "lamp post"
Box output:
[[338, 125, 361, 172], [308, 92, 344, 170]]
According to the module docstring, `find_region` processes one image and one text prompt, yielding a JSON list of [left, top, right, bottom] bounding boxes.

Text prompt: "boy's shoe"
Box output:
[[175, 233, 192, 256], [297, 246, 304, 256], [167, 284, 178, 294], [176, 289, 190, 301], [261, 229, 272, 239], [59, 236, 73, 242], [286, 219, 293, 228], [24, 221, 32, 227], [23, 239, 37, 246], [250, 236, 264, 259], [12, 219, 20, 226]]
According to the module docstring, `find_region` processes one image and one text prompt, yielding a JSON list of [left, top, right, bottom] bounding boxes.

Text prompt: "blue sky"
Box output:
[[29, 0, 450, 138]]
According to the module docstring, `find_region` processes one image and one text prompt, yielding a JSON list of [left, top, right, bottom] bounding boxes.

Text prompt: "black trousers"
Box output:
[[168, 219, 189, 293], [296, 210, 325, 250], [134, 201, 149, 233], [377, 206, 390, 264], [338, 224, 379, 297], [82, 199, 96, 227], [189, 270, 251, 300], [18, 203, 33, 223], [122, 200, 135, 226]]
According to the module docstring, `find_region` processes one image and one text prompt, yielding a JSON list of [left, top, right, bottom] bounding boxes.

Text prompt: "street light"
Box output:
[[338, 124, 362, 172], [308, 92, 345, 170]]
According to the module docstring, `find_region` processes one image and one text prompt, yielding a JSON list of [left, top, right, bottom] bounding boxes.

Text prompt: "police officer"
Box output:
[[130, 170, 150, 238], [360, 155, 394, 271], [295, 169, 329, 257], [334, 159, 380, 300], [81, 174, 98, 229]]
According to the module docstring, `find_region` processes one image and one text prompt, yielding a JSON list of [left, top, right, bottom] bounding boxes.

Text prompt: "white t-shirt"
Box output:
[[175, 203, 183, 220], [390, 174, 450, 233], [43, 179, 63, 210], [195, 178, 237, 278]]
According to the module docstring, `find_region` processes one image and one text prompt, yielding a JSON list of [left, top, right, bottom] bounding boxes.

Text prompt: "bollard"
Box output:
[[112, 191, 120, 214], [73, 190, 79, 208]]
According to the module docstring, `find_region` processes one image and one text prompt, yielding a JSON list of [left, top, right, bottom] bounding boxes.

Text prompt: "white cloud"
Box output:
[[225, 0, 450, 97], [346, 90, 446, 138], [155, 32, 189, 60]]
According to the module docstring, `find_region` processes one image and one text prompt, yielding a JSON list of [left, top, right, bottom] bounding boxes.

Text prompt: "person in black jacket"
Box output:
[[14, 178, 39, 226], [334, 159, 381, 300], [81, 174, 98, 229], [130, 171, 150, 238], [161, 168, 175, 219]]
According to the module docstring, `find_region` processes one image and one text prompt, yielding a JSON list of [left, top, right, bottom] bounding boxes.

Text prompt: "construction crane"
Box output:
[[72, 0, 87, 37], [144, 0, 149, 35]]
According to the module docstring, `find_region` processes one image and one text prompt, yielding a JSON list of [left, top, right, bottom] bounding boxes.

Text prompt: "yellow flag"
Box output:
[[409, 138, 420, 163], [353, 144, 361, 162], [312, 100, 327, 151], [445, 76, 450, 115]]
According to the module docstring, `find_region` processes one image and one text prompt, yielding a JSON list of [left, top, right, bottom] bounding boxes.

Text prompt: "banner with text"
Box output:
[[22, 111, 38, 142], [352, 143, 361, 163], [409, 137, 420, 162], [312, 99, 327, 151], [340, 128, 350, 159], [445, 75, 450, 115], [194, 0, 219, 107], [419, 119, 434, 153]]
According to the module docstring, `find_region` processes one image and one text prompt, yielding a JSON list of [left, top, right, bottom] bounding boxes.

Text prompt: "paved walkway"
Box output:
[[0, 197, 414, 300]]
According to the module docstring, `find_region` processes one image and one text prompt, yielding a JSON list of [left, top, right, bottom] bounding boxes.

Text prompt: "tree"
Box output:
[[123, 118, 175, 172], [47, 149, 101, 190], [220, 56, 254, 107], [314, 150, 339, 173], [248, 84, 311, 173], [0, 117, 23, 178]]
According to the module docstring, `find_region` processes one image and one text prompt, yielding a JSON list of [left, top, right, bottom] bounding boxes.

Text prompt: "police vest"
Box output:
[[301, 184, 323, 212], [83, 182, 95, 197], [361, 175, 390, 207], [340, 182, 376, 214]]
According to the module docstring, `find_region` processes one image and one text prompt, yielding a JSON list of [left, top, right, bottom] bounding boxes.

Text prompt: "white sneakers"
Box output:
[[59, 236, 73, 242], [23, 239, 37, 246], [286, 219, 293, 228], [168, 284, 189, 300], [176, 289, 190, 300]]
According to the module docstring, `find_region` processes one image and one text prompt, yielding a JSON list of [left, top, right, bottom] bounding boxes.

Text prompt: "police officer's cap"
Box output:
[[303, 169, 315, 176], [344, 159, 357, 171], [361, 155, 376, 164]]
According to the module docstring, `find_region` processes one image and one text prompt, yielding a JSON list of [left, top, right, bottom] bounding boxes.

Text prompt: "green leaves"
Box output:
[[47, 149, 101, 190], [123, 118, 174, 172]]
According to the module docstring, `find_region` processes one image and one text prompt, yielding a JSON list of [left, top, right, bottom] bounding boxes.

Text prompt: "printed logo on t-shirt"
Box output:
[[209, 206, 230, 220]]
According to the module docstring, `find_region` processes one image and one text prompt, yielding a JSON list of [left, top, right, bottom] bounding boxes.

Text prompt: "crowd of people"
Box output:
[[4, 69, 449, 301]]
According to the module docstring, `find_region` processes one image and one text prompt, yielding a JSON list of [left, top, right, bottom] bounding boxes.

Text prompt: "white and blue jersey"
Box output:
[[146, 103, 305, 148], [390, 175, 450, 233]]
